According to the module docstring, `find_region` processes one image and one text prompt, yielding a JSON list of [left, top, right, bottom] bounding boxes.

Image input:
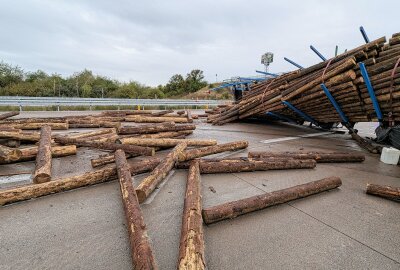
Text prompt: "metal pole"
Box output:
[[335, 45, 338, 57], [359, 62, 383, 122], [282, 101, 318, 126], [320, 84, 349, 123], [359, 26, 370, 43], [310, 45, 327, 61], [284, 57, 304, 69]]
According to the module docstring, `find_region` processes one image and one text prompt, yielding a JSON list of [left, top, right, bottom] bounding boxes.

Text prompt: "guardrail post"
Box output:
[[19, 104, 23, 112]]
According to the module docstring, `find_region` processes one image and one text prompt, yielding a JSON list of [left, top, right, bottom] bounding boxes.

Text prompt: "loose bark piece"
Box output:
[[178, 141, 248, 162], [136, 143, 187, 203], [178, 160, 206, 270], [118, 137, 217, 147], [0, 145, 22, 163], [366, 183, 400, 202], [248, 151, 365, 163], [0, 158, 160, 206], [0, 111, 19, 120], [114, 150, 158, 269], [55, 136, 154, 156], [33, 126, 52, 184], [202, 177, 342, 224]]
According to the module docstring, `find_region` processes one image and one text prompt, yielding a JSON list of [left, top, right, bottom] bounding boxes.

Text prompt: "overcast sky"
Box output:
[[0, 0, 399, 86]]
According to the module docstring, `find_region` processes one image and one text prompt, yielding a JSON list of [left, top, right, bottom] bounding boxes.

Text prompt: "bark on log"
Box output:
[[0, 131, 40, 142], [178, 160, 206, 270], [0, 145, 22, 163], [55, 137, 155, 156], [33, 126, 52, 184], [0, 158, 160, 206], [178, 141, 249, 162], [125, 115, 190, 123], [202, 177, 342, 224], [136, 143, 187, 203], [0, 139, 20, 148], [65, 128, 116, 139], [0, 111, 19, 120], [0, 122, 69, 130], [248, 151, 365, 163], [114, 150, 158, 269], [366, 183, 400, 202], [138, 130, 193, 139], [118, 122, 175, 134], [18, 145, 77, 162], [117, 138, 217, 147], [91, 153, 135, 168]]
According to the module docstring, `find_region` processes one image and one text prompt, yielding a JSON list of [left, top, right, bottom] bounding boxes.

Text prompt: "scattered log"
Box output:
[[136, 143, 187, 203], [366, 183, 400, 202], [118, 122, 174, 134], [33, 126, 53, 184], [248, 151, 365, 163], [17, 145, 77, 162], [151, 109, 174, 116], [202, 177, 342, 224], [0, 139, 20, 148], [0, 158, 160, 206], [0, 130, 40, 142], [65, 128, 116, 139], [114, 150, 158, 269], [117, 137, 217, 147], [0, 122, 69, 130], [54, 137, 154, 156], [178, 141, 248, 162], [138, 130, 193, 139], [0, 145, 22, 163], [91, 153, 134, 168], [0, 111, 19, 120], [125, 115, 190, 123], [178, 160, 206, 270]]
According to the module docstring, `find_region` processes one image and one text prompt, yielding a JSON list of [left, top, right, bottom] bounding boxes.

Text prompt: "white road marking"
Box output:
[[260, 132, 333, 144]]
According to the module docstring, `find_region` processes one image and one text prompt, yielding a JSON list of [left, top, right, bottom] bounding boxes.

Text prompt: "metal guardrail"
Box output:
[[0, 96, 230, 110]]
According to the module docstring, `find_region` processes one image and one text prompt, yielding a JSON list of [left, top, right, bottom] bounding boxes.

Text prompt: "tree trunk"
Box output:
[[118, 122, 176, 134], [178, 160, 206, 270], [117, 138, 217, 147], [91, 153, 136, 168], [0, 158, 160, 206], [366, 183, 400, 202], [65, 128, 116, 139], [136, 143, 187, 203], [0, 122, 69, 130], [125, 115, 190, 123], [33, 126, 52, 184], [0, 111, 19, 120], [114, 150, 158, 269], [0, 131, 40, 142], [55, 136, 155, 156], [138, 130, 193, 139], [202, 177, 342, 224], [0, 145, 22, 163], [248, 151, 365, 163], [178, 141, 248, 162]]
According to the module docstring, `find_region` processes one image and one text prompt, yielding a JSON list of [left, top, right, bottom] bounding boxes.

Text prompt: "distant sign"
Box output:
[[261, 52, 274, 65]]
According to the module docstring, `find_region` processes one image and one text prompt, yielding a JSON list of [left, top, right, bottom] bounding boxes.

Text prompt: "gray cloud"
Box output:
[[0, 0, 398, 86]]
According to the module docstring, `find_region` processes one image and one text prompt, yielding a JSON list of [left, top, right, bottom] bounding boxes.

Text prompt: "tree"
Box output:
[[185, 69, 207, 93], [0, 61, 24, 87]]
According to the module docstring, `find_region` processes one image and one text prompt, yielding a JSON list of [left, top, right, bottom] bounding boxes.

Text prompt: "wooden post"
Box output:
[[178, 160, 206, 270], [248, 151, 365, 163], [202, 177, 342, 224], [0, 145, 22, 163], [33, 126, 52, 184], [366, 183, 400, 202], [114, 150, 158, 269], [136, 143, 187, 203], [178, 141, 248, 162], [55, 136, 155, 156], [117, 138, 217, 147], [0, 158, 160, 206]]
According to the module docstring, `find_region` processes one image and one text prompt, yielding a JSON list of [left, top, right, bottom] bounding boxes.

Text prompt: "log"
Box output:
[[248, 151, 365, 163], [114, 150, 158, 269], [0, 122, 69, 130], [91, 153, 135, 168], [136, 143, 187, 203], [117, 138, 217, 147], [0, 130, 40, 142], [18, 145, 77, 162], [118, 122, 175, 134], [0, 139, 20, 148], [178, 141, 248, 162], [125, 115, 190, 123], [0, 145, 22, 163], [33, 126, 52, 184], [0, 158, 160, 206], [366, 183, 400, 202], [65, 128, 116, 139], [55, 137, 155, 156], [202, 177, 342, 224], [178, 160, 206, 270], [151, 109, 174, 116], [0, 111, 19, 120], [138, 130, 193, 139]]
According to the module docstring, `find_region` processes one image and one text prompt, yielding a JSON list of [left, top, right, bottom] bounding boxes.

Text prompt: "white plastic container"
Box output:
[[380, 147, 400, 165]]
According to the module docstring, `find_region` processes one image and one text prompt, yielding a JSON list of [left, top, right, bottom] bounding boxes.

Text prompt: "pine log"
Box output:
[[91, 153, 135, 168], [136, 143, 187, 203], [0, 139, 20, 148], [0, 111, 19, 120], [117, 138, 217, 147], [178, 141, 248, 162], [178, 160, 206, 270], [125, 115, 190, 123], [65, 128, 116, 139], [0, 131, 40, 142], [0, 145, 22, 163], [0, 157, 160, 206], [33, 126, 52, 184], [248, 151, 365, 163], [151, 109, 174, 116], [114, 150, 158, 269], [138, 130, 193, 139], [202, 177, 342, 224], [118, 122, 177, 134], [0, 122, 69, 130], [55, 137, 155, 156], [366, 183, 400, 202], [18, 145, 77, 162]]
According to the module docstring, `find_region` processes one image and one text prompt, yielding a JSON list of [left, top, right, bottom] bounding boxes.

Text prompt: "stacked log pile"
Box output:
[[208, 32, 400, 125]]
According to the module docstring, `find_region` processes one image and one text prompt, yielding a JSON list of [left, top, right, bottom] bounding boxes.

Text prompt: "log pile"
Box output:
[[208, 32, 400, 125]]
